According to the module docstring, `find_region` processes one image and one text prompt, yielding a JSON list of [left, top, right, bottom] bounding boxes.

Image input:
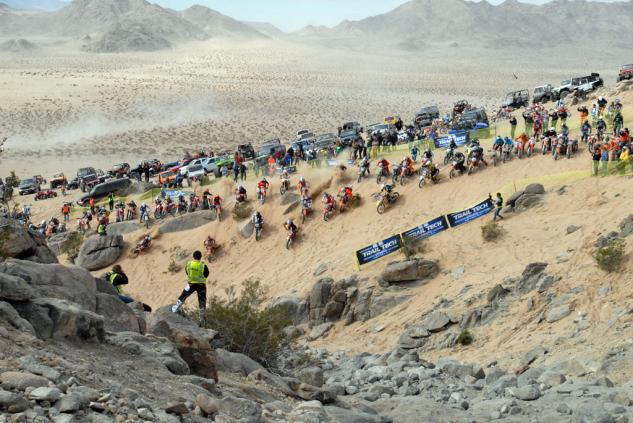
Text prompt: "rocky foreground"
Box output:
[[1, 215, 633, 423]]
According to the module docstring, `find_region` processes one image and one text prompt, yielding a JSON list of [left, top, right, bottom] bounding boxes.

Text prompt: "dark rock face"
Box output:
[[0, 217, 58, 264]]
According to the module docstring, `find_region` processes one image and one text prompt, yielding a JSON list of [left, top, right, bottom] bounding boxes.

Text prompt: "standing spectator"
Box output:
[[144, 165, 150, 183], [601, 143, 610, 176], [509, 115, 517, 140], [89, 197, 95, 214], [232, 162, 240, 182], [108, 193, 115, 211], [61, 203, 71, 222], [240, 164, 247, 181]]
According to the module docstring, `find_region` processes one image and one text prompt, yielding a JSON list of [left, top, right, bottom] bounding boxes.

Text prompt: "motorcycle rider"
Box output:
[[453, 152, 466, 174], [410, 145, 419, 161], [204, 236, 218, 259], [251, 211, 264, 228], [284, 218, 298, 238], [338, 186, 353, 211], [298, 176, 308, 196], [613, 111, 624, 136], [322, 192, 335, 214], [235, 185, 247, 202], [137, 234, 152, 251], [422, 149, 433, 165], [139, 202, 149, 222], [257, 177, 270, 199], [596, 117, 607, 141], [301, 195, 313, 214], [377, 158, 390, 176], [493, 136, 504, 153]]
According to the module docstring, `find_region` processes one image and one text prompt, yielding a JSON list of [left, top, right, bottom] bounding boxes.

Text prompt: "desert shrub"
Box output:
[[456, 330, 473, 346], [595, 238, 625, 273], [400, 237, 427, 259], [62, 232, 84, 263], [167, 259, 181, 273], [481, 222, 504, 242], [232, 202, 253, 221], [203, 279, 291, 368]]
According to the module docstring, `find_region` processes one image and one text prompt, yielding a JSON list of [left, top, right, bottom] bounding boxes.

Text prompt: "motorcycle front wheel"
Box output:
[[377, 202, 385, 215], [418, 178, 426, 189]]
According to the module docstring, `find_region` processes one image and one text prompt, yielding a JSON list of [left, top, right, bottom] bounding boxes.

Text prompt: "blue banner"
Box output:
[[356, 235, 403, 267], [446, 199, 493, 228], [401, 215, 449, 242], [434, 131, 469, 149], [161, 189, 193, 199]]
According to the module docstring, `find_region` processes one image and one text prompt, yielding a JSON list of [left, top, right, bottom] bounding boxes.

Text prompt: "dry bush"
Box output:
[[456, 330, 473, 346], [400, 237, 427, 259], [481, 222, 504, 242], [203, 279, 291, 369], [61, 232, 84, 263], [595, 238, 625, 273]]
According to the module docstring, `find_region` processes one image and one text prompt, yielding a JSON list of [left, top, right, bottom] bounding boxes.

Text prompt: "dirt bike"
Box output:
[[443, 147, 455, 165], [115, 207, 125, 223], [126, 207, 137, 221], [515, 142, 524, 159], [280, 179, 289, 195], [376, 164, 388, 184], [323, 203, 336, 221], [502, 144, 513, 163], [188, 198, 200, 213], [257, 187, 267, 204], [541, 137, 552, 155], [154, 204, 167, 219], [254, 221, 263, 241], [490, 148, 500, 166], [567, 139, 578, 159], [554, 140, 566, 160], [286, 228, 297, 250], [212, 204, 222, 221], [526, 139, 536, 157], [131, 238, 151, 257], [300, 205, 312, 224], [449, 160, 466, 179], [140, 212, 150, 229], [418, 165, 438, 189], [376, 191, 400, 214], [357, 163, 370, 183], [467, 156, 482, 175]]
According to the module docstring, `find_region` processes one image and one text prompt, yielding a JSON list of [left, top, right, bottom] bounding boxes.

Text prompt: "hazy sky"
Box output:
[[151, 0, 625, 31]]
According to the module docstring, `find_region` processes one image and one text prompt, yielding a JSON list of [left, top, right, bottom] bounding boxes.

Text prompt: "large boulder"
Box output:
[[148, 306, 219, 381], [381, 259, 439, 283], [46, 232, 79, 257], [267, 296, 308, 325], [158, 211, 214, 234], [0, 260, 97, 311], [0, 272, 35, 302], [216, 348, 264, 376], [95, 294, 141, 333], [0, 217, 58, 264], [106, 332, 189, 375], [75, 234, 124, 271], [0, 301, 35, 334], [524, 183, 545, 195], [13, 298, 105, 342]]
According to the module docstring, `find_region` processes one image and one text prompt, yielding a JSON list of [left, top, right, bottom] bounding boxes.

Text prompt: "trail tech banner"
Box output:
[[434, 130, 469, 149], [355, 235, 403, 267], [161, 189, 192, 199], [446, 198, 494, 228], [401, 215, 449, 243]]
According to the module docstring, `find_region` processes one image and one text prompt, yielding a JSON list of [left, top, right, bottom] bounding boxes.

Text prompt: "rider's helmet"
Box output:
[[300, 176, 305, 182], [381, 184, 386, 191], [287, 218, 293, 225], [262, 177, 267, 183], [141, 202, 146, 208], [599, 96, 604, 101], [238, 185, 244, 190], [147, 235, 152, 241]]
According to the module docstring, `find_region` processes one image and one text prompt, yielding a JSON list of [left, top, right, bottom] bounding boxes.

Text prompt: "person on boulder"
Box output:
[[106, 265, 152, 311], [171, 250, 210, 325]]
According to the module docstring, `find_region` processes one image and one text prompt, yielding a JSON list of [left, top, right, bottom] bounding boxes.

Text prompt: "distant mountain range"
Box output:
[[2, 0, 67, 11], [289, 0, 633, 51], [1, 0, 631, 53], [0, 0, 278, 52]]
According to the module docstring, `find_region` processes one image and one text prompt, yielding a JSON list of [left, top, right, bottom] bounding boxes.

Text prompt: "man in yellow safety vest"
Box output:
[[171, 250, 209, 324]]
